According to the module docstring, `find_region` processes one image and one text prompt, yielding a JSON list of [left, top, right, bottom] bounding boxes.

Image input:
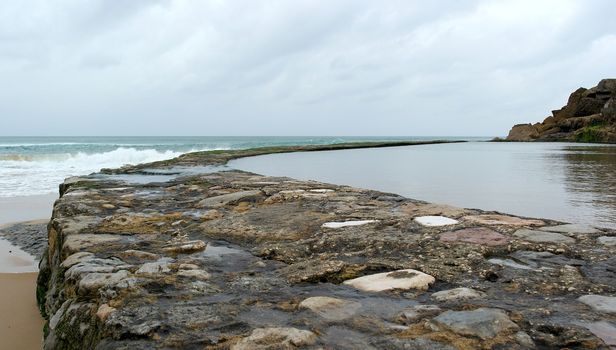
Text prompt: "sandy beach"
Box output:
[[0, 273, 44, 349], [0, 194, 56, 350]]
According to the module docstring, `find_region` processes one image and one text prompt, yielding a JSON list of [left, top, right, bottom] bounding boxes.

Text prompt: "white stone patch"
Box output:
[[322, 220, 378, 229], [343, 269, 435, 292], [414, 216, 459, 227], [309, 189, 334, 193], [279, 190, 306, 195], [431, 287, 485, 302]]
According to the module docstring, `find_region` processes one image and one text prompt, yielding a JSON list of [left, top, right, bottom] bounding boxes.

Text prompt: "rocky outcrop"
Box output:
[[37, 144, 616, 349], [507, 79, 616, 142]]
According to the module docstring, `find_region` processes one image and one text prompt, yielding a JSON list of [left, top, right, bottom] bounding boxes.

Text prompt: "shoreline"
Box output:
[[0, 195, 53, 350], [35, 141, 616, 349]]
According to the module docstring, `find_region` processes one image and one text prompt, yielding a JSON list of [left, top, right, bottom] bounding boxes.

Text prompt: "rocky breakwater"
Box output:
[[507, 79, 616, 143], [36, 143, 616, 349]]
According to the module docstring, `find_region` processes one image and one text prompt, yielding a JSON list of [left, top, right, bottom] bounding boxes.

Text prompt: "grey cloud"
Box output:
[[0, 0, 615, 136]]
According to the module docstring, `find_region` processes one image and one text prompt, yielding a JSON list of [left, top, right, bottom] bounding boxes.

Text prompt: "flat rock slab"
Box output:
[[343, 269, 435, 292], [510, 250, 585, 270], [513, 229, 575, 244], [463, 214, 544, 227], [540, 224, 601, 234], [198, 190, 262, 208], [488, 258, 535, 270], [231, 327, 317, 350], [299, 296, 361, 321], [598, 236, 616, 246], [62, 234, 123, 253], [432, 308, 519, 340], [395, 304, 442, 324], [578, 295, 616, 314], [431, 287, 485, 302], [399, 203, 467, 218], [322, 220, 378, 229], [581, 321, 616, 349], [414, 216, 459, 227], [439, 227, 510, 246]]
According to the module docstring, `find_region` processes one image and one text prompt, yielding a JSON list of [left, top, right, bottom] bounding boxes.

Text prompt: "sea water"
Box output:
[[231, 142, 616, 229], [0, 136, 475, 197]]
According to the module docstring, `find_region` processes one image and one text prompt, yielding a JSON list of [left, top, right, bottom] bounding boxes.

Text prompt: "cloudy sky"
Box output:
[[1, 0, 615, 136]]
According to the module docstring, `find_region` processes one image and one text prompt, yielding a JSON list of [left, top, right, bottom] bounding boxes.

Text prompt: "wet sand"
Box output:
[[0, 273, 44, 349], [0, 195, 56, 350], [0, 194, 57, 224]]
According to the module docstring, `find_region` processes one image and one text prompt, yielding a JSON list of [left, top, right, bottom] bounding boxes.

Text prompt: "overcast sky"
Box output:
[[1, 0, 615, 136]]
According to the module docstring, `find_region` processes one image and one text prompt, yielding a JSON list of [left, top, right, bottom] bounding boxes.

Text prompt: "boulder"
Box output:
[[506, 79, 616, 143], [343, 269, 435, 292], [507, 124, 539, 141]]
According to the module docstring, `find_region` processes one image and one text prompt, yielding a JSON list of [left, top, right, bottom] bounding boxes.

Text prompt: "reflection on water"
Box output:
[[230, 142, 616, 229]]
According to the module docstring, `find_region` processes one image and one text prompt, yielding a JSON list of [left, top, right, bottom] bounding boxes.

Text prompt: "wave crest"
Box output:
[[0, 147, 211, 197]]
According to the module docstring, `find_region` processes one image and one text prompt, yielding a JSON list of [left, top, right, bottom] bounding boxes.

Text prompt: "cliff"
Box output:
[[507, 79, 616, 142], [37, 142, 616, 349]]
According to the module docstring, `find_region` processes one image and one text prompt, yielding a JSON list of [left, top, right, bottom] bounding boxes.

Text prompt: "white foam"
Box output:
[[0, 147, 206, 197]]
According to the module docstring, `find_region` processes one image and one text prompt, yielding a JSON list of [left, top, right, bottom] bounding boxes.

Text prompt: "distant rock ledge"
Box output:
[[506, 79, 616, 143]]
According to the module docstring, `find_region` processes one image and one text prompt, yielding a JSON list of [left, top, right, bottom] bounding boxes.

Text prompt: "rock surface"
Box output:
[[506, 79, 616, 143], [298, 296, 361, 321], [431, 287, 486, 302], [414, 216, 459, 227], [343, 269, 435, 292], [513, 228, 575, 244], [579, 295, 616, 314], [439, 227, 510, 246], [34, 143, 616, 349], [431, 308, 519, 340]]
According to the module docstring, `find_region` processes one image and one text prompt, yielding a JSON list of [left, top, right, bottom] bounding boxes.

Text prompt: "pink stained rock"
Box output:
[[462, 214, 544, 227], [439, 227, 511, 246]]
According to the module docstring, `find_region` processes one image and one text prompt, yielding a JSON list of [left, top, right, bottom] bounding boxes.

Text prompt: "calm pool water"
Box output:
[[230, 142, 616, 229]]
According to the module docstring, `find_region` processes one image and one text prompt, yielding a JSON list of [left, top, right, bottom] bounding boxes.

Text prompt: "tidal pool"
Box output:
[[230, 142, 616, 229]]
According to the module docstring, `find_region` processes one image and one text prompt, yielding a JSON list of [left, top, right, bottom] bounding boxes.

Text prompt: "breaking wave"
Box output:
[[0, 147, 208, 197]]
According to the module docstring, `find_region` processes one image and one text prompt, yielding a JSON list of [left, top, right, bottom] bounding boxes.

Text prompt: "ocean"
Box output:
[[0, 136, 481, 198]]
